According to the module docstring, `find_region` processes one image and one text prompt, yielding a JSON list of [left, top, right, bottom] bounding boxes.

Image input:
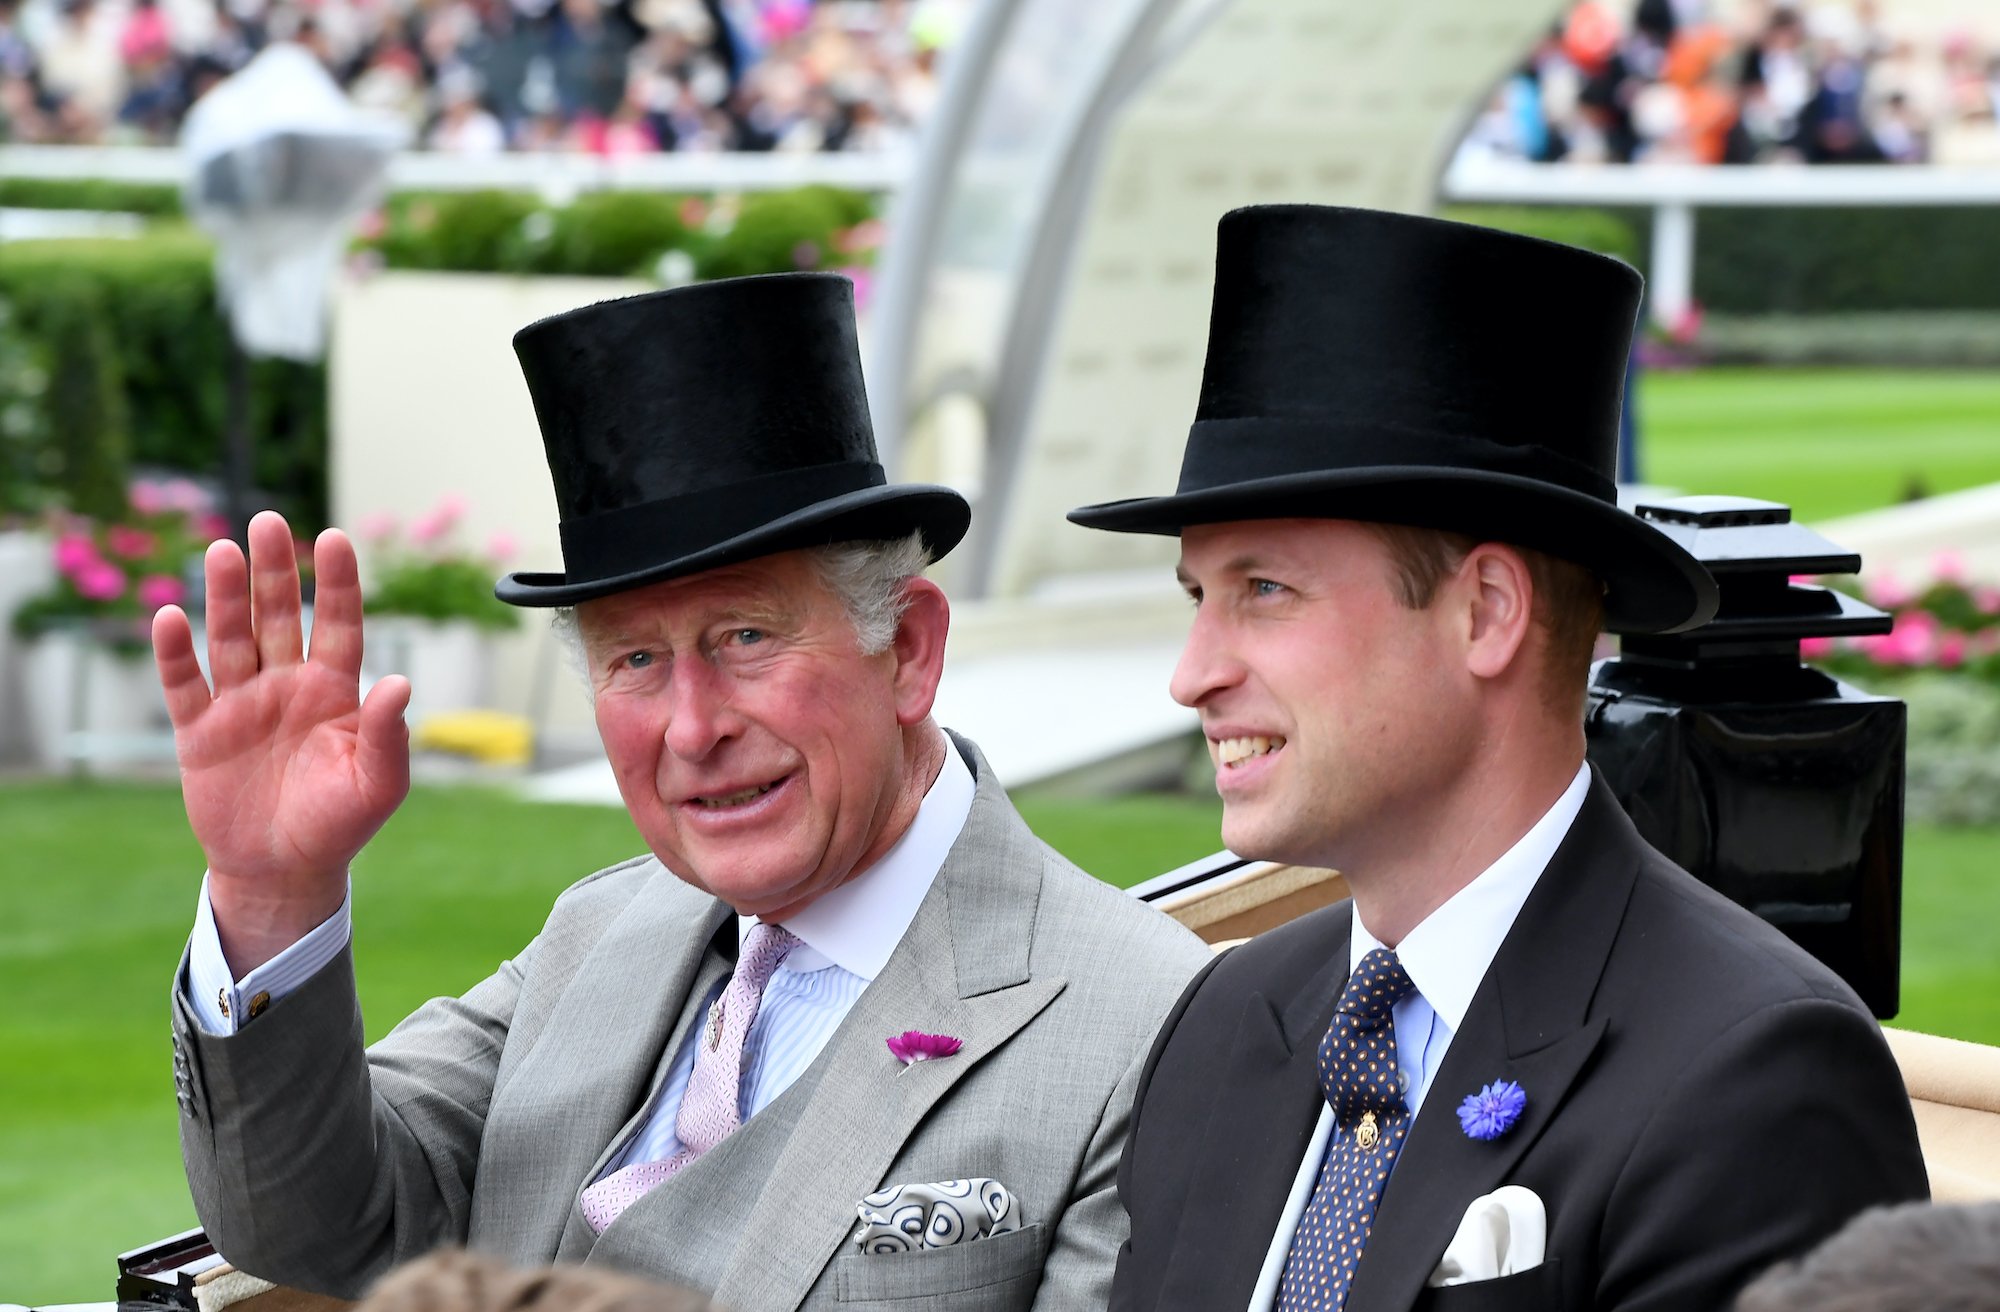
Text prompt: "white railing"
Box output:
[[0, 143, 913, 195], [1440, 157, 2000, 327]]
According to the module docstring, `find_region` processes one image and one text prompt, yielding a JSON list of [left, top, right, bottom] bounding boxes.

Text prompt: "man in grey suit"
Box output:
[[153, 274, 1208, 1310]]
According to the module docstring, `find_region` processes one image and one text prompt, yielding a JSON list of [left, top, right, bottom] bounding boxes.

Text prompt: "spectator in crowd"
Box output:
[[1456, 0, 2000, 169], [0, 0, 963, 152], [1735, 1202, 2000, 1311]]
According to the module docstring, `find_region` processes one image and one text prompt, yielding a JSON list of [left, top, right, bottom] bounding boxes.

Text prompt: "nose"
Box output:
[[1168, 606, 1245, 709], [662, 657, 738, 760]]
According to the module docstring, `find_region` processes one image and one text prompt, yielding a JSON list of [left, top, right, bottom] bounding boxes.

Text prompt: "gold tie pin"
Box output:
[[1356, 1111, 1380, 1150]]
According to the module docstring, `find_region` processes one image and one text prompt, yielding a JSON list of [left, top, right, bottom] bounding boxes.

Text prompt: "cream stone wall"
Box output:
[[329, 270, 649, 752]]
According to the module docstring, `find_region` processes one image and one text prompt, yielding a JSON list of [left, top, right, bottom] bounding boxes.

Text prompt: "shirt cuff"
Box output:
[[184, 873, 352, 1036]]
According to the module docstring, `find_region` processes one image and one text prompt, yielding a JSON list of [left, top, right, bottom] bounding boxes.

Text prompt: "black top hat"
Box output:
[[1068, 206, 1717, 634], [496, 273, 969, 607]]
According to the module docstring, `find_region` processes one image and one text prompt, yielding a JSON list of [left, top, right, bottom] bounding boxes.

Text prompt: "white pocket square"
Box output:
[[1426, 1185, 1547, 1287], [852, 1178, 1018, 1253]]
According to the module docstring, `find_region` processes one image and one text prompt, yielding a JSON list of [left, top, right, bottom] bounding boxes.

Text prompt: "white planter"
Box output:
[[0, 528, 57, 764], [365, 618, 494, 725], [22, 629, 170, 770]]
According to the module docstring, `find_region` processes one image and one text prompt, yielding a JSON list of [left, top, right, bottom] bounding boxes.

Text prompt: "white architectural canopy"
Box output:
[[869, 0, 1568, 602]]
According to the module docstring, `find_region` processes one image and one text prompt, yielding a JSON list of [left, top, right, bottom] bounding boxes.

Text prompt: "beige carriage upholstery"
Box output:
[[1140, 853, 2000, 1203], [1881, 1026, 2000, 1202]]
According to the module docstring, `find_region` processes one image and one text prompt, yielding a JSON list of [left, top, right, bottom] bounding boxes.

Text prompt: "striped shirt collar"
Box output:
[[740, 739, 976, 982]]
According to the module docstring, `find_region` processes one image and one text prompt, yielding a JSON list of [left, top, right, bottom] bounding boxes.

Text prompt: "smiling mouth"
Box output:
[[1215, 736, 1286, 768], [690, 777, 787, 809]]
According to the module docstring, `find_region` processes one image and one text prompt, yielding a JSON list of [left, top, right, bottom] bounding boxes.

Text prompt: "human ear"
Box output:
[[888, 576, 950, 726], [1461, 544, 1533, 681]]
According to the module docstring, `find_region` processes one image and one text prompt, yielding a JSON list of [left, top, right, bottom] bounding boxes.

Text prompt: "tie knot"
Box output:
[[1337, 948, 1414, 1025], [739, 921, 801, 989]]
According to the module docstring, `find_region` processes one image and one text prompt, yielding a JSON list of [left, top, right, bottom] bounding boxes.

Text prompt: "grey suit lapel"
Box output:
[[473, 862, 733, 1263], [711, 738, 1067, 1312]]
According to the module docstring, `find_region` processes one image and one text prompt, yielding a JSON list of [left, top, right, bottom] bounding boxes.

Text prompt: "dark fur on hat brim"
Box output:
[[1068, 468, 1718, 635], [497, 484, 969, 607]]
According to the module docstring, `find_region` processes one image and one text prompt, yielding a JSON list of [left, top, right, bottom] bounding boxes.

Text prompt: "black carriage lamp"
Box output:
[[1586, 495, 1904, 1018]]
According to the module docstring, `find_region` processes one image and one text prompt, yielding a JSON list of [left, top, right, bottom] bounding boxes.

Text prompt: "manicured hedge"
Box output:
[[0, 184, 880, 521], [1694, 207, 2000, 314], [0, 177, 185, 217], [0, 226, 329, 527]]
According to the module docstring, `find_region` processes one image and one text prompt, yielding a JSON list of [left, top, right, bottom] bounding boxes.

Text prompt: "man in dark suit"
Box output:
[[1069, 205, 1929, 1311]]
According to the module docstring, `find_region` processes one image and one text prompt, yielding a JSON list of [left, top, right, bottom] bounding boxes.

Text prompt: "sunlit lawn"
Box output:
[[1638, 367, 2000, 522]]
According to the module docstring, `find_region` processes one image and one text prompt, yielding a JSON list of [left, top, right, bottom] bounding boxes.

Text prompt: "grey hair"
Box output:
[[548, 531, 932, 690], [807, 531, 932, 655]]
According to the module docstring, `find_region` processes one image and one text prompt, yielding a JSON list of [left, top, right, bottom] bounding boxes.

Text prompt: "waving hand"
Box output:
[[153, 511, 412, 974]]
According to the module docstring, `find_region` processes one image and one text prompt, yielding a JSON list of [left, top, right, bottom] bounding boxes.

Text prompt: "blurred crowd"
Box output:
[[1460, 0, 2000, 166], [0, 0, 964, 152]]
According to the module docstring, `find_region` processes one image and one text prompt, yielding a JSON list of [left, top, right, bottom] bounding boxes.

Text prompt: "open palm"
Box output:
[[154, 512, 410, 969]]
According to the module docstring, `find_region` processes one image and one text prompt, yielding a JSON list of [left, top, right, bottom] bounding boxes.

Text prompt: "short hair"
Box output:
[[1734, 1202, 2000, 1312], [1364, 522, 1605, 716], [358, 1249, 712, 1312], [550, 531, 932, 690]]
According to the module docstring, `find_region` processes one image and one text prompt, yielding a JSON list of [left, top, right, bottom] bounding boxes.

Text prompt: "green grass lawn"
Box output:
[[1637, 367, 2000, 523], [3, 778, 1996, 1304]]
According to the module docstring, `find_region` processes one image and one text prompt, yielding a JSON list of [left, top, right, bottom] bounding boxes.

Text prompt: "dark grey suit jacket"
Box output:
[[171, 737, 1209, 1310], [1110, 774, 1928, 1312]]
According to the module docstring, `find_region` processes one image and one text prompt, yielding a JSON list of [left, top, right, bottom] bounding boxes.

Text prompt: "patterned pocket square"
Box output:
[[852, 1178, 1018, 1253]]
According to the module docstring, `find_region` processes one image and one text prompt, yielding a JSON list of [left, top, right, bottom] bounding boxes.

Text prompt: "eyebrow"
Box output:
[[1177, 553, 1280, 588]]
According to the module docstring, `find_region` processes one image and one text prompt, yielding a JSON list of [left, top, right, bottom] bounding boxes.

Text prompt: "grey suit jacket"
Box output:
[[172, 736, 1208, 1311]]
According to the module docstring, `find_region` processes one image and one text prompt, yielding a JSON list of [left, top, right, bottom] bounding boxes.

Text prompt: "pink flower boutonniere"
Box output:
[[887, 1031, 962, 1074]]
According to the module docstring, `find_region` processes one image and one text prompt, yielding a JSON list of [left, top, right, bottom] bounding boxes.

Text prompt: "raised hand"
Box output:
[[153, 510, 412, 974]]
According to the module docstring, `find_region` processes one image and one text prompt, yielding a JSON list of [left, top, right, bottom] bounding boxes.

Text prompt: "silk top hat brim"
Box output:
[[1067, 205, 1717, 635], [493, 273, 969, 608], [495, 476, 970, 607]]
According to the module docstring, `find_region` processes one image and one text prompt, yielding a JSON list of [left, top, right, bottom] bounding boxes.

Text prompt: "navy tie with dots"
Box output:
[[1277, 947, 1418, 1311]]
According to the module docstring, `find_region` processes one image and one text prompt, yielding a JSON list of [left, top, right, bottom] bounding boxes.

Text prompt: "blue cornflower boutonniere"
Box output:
[[1457, 1079, 1527, 1141]]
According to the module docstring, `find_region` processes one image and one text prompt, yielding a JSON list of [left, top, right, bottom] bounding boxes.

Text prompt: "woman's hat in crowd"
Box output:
[[1067, 205, 1717, 634], [496, 273, 970, 607]]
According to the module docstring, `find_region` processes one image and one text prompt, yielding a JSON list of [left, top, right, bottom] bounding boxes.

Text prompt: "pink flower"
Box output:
[[356, 510, 399, 544], [1938, 632, 1969, 668], [408, 510, 449, 546], [841, 266, 874, 314], [1799, 636, 1835, 660], [1975, 587, 2000, 617], [792, 240, 821, 270], [886, 1031, 962, 1068], [679, 197, 710, 228], [129, 481, 168, 515], [434, 493, 469, 524], [137, 574, 186, 612], [485, 530, 518, 564], [1931, 549, 1968, 583], [107, 525, 157, 560], [197, 513, 232, 542], [53, 533, 102, 578], [1865, 612, 1937, 666], [163, 478, 211, 513], [74, 561, 126, 601], [1865, 573, 1914, 610]]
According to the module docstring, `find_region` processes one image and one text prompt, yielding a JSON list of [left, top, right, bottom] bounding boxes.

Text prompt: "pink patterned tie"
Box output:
[[580, 921, 800, 1233]]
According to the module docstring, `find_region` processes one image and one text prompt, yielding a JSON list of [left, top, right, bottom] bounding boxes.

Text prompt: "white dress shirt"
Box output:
[[1246, 762, 1592, 1311], [184, 743, 977, 1176]]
